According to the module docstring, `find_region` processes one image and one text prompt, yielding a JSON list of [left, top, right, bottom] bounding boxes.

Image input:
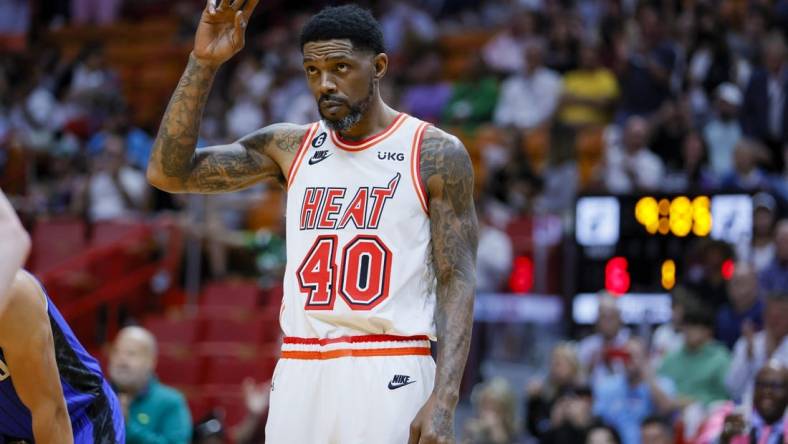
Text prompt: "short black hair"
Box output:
[[641, 415, 671, 431], [300, 5, 385, 54], [683, 308, 715, 329]]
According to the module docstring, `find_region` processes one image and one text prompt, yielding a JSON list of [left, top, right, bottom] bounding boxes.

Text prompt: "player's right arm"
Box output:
[[0, 271, 73, 444], [147, 0, 308, 194], [0, 190, 30, 311]]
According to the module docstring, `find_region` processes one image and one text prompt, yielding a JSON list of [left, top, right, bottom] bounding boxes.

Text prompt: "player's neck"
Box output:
[[336, 99, 398, 142]]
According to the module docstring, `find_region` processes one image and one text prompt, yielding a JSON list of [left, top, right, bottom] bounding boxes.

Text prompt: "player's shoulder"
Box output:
[[239, 122, 314, 155], [0, 271, 47, 338], [418, 124, 472, 180]]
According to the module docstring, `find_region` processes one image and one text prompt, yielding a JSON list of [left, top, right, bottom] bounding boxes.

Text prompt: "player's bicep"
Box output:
[[182, 123, 309, 193], [421, 130, 478, 282]]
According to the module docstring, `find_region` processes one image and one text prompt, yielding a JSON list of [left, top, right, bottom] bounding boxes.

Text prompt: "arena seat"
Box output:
[[144, 315, 202, 348], [156, 348, 202, 387], [199, 280, 262, 309], [200, 309, 280, 345], [202, 353, 277, 387], [31, 217, 86, 274]]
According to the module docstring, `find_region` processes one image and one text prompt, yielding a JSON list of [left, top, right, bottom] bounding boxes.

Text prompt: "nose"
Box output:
[[319, 72, 337, 95]]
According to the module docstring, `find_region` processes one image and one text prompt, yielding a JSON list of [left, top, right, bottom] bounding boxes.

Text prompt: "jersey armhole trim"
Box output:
[[410, 122, 430, 215], [286, 123, 320, 189]]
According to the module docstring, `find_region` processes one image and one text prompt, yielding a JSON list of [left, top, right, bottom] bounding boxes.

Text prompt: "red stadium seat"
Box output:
[[200, 310, 279, 345], [202, 353, 277, 387], [200, 280, 262, 309], [144, 315, 202, 346], [32, 217, 86, 274], [156, 349, 202, 387]]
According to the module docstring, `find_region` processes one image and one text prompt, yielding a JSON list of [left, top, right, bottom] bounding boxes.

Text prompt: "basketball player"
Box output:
[[147, 3, 477, 443], [0, 190, 30, 311], [0, 270, 125, 443]]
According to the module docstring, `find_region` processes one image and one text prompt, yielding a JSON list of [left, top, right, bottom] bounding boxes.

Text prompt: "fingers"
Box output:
[[205, 0, 215, 14], [232, 10, 247, 47], [242, 0, 259, 18], [217, 0, 231, 9]]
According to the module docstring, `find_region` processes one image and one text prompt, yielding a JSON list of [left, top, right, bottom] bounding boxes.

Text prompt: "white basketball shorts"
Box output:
[[265, 334, 436, 444]]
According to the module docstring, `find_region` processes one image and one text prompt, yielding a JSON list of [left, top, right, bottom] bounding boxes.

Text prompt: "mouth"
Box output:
[[320, 99, 347, 113]]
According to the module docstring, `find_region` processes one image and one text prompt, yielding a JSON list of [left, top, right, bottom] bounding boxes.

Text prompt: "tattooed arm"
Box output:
[[146, 0, 308, 194], [409, 127, 478, 444]]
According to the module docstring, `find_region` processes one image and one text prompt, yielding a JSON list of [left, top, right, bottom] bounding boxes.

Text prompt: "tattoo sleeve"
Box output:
[[148, 54, 306, 193], [421, 127, 479, 414]]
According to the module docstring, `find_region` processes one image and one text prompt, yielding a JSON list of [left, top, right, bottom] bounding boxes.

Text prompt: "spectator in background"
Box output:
[[462, 377, 518, 444], [639, 416, 672, 444], [593, 338, 676, 444], [544, 14, 579, 74], [603, 116, 665, 194], [703, 83, 743, 179], [760, 220, 788, 294], [649, 99, 692, 171], [651, 286, 693, 364], [718, 362, 787, 444], [741, 32, 788, 172], [578, 294, 630, 384], [74, 134, 149, 222], [69, 43, 118, 99], [586, 423, 622, 444], [482, 9, 539, 74], [542, 385, 598, 444], [716, 262, 764, 349], [726, 291, 788, 402], [558, 42, 620, 129], [109, 326, 192, 444], [441, 56, 499, 130], [740, 193, 779, 273], [493, 39, 562, 130], [71, 0, 122, 25], [399, 47, 452, 123], [379, 0, 437, 56], [526, 343, 584, 440], [614, 4, 676, 121], [720, 138, 772, 193], [192, 414, 224, 444], [658, 309, 731, 406], [475, 202, 513, 293], [87, 110, 154, 171], [662, 129, 715, 192]]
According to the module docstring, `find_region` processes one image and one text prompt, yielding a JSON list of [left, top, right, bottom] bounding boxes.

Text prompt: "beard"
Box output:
[[319, 79, 374, 133]]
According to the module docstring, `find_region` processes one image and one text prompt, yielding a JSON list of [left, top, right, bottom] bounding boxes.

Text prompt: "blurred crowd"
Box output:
[[2, 0, 788, 443]]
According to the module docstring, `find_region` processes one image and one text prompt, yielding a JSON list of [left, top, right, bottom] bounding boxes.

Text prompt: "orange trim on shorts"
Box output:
[[329, 113, 407, 152], [286, 123, 320, 188], [281, 347, 432, 360], [409, 122, 430, 215]]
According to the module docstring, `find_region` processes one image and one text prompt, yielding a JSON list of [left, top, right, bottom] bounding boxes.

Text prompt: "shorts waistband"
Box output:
[[281, 334, 431, 360]]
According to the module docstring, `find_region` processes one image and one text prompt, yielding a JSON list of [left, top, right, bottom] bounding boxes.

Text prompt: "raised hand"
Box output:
[[193, 0, 259, 67]]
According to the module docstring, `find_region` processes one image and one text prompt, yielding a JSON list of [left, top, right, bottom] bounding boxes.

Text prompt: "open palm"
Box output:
[[194, 0, 259, 66]]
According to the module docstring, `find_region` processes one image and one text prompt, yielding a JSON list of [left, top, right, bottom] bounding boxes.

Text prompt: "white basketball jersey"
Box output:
[[281, 113, 436, 340]]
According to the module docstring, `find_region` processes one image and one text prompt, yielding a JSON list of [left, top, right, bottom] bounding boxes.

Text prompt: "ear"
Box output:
[[373, 53, 388, 80]]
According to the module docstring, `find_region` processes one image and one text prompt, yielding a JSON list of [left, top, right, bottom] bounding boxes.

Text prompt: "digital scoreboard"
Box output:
[[574, 194, 753, 296]]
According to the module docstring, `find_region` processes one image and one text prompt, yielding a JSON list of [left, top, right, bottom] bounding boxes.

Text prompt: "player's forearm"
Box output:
[[433, 279, 475, 407], [148, 54, 218, 190], [32, 403, 74, 444]]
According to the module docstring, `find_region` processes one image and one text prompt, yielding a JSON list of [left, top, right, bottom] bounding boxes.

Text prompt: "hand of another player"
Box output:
[[408, 393, 455, 444], [193, 0, 259, 67], [242, 377, 270, 417]]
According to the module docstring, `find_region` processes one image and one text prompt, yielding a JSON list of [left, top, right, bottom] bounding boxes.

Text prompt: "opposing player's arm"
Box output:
[[410, 127, 478, 443], [0, 190, 30, 311], [0, 271, 73, 444]]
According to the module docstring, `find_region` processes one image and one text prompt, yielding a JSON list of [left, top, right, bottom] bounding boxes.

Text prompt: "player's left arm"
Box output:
[[0, 271, 74, 444], [410, 127, 478, 444], [0, 190, 30, 313]]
